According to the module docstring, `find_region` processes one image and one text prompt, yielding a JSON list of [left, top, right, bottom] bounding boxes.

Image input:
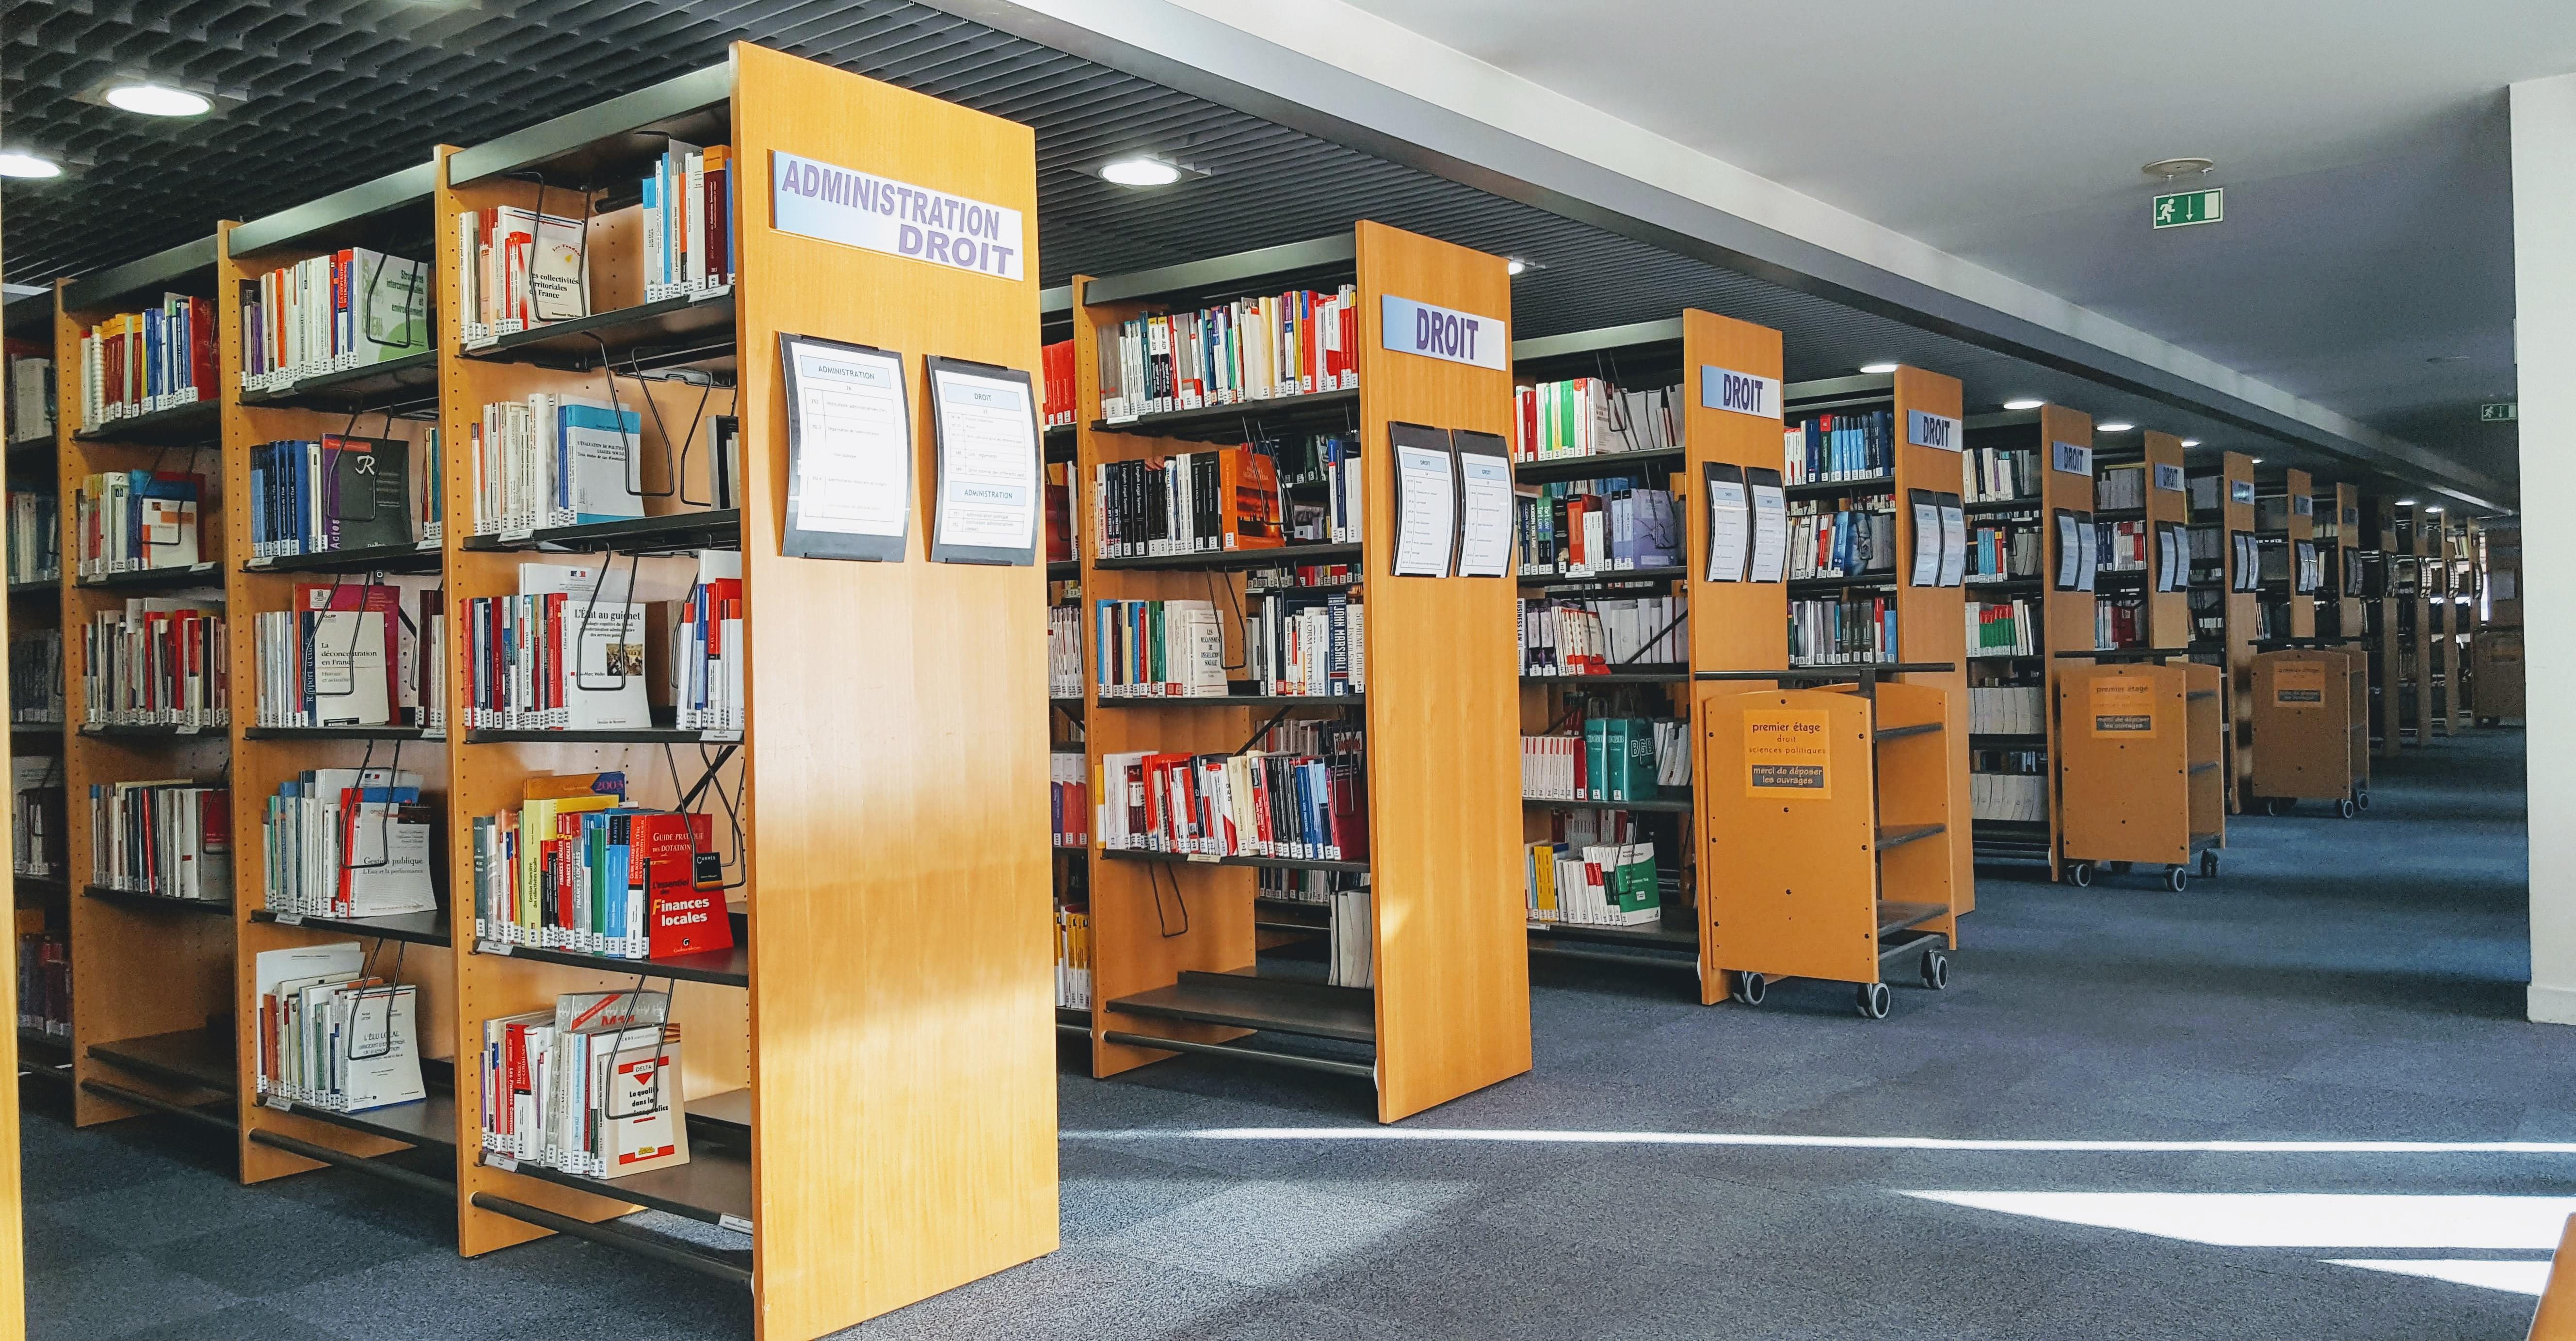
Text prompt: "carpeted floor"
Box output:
[[21, 728, 2551, 1340]]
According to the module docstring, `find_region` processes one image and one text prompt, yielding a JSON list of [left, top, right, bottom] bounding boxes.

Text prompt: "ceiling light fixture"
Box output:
[[2180, 438, 2202, 447], [2097, 421, 2135, 433], [2399, 498, 2419, 506], [1859, 362, 1899, 374], [2250, 456, 2265, 464], [0, 151, 63, 179], [1505, 259, 1526, 276], [104, 82, 211, 117], [1098, 156, 1181, 187], [2426, 505, 2445, 513], [2003, 398, 2044, 411], [2142, 156, 2216, 179]]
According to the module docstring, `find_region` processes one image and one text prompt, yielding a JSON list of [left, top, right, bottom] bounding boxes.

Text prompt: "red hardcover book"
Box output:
[[641, 812, 726, 958]]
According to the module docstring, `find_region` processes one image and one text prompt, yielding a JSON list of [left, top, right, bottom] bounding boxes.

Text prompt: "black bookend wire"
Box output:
[[339, 733, 407, 878], [1151, 862, 1189, 939], [660, 741, 747, 891], [571, 553, 643, 693], [342, 937, 410, 1064], [601, 975, 675, 1121], [309, 569, 379, 717]]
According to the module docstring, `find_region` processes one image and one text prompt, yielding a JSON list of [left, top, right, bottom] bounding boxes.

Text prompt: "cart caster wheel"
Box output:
[[2200, 849, 2220, 879], [2358, 790, 2372, 810], [2065, 861, 2094, 889], [1856, 982, 1892, 1019], [1920, 949, 1950, 990], [2337, 797, 2358, 819], [2166, 865, 2190, 893], [2265, 797, 2289, 817], [1733, 971, 1767, 1007]]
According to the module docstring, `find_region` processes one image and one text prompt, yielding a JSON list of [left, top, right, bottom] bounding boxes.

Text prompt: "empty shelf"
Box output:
[[89, 1027, 236, 1095], [1875, 824, 1946, 853], [1107, 969, 1374, 1046], [1876, 901, 1948, 939]]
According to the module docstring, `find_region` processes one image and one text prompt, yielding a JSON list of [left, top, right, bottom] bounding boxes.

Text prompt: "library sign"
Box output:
[[1381, 295, 1506, 369], [771, 150, 1025, 281], [1742, 709, 1832, 800]]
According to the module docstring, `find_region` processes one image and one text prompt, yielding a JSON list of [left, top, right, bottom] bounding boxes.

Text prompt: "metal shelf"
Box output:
[[460, 508, 741, 556], [251, 907, 450, 947], [74, 562, 223, 592], [1100, 846, 1367, 875], [238, 351, 439, 415], [245, 540, 444, 576], [1513, 447, 1684, 485], [72, 398, 217, 447], [460, 291, 736, 373], [1093, 541, 1361, 574], [473, 937, 748, 988]]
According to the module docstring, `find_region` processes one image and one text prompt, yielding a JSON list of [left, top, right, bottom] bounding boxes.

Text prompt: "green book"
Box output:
[[1584, 718, 1609, 802], [1626, 718, 1659, 804], [1604, 718, 1630, 803]]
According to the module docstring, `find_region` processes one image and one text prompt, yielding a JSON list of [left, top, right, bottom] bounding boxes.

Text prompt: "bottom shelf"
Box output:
[[1528, 918, 1698, 953], [1109, 969, 1375, 1047], [1876, 901, 1947, 939], [481, 1132, 755, 1231], [89, 1026, 236, 1096]]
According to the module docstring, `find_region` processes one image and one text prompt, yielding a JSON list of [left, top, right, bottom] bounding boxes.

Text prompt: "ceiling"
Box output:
[[1330, 0, 2562, 494], [0, 0, 2529, 505]]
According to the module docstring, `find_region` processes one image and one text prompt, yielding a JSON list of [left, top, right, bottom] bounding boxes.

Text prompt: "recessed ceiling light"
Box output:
[[1505, 259, 1527, 276], [2142, 156, 2215, 178], [2426, 505, 2445, 513], [2097, 421, 2135, 433], [2002, 398, 2044, 411], [2399, 498, 2419, 506], [2250, 456, 2265, 464], [104, 82, 211, 117], [2180, 438, 2202, 447], [1859, 362, 1899, 374], [2426, 355, 2469, 364], [0, 151, 62, 179]]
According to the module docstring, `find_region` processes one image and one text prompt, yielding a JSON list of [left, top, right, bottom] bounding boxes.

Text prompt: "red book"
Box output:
[[641, 812, 728, 959]]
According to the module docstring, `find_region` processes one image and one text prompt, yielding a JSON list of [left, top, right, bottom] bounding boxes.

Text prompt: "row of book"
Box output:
[[1091, 598, 1225, 698], [480, 990, 691, 1180], [1094, 719, 1365, 862], [2096, 597, 2146, 650], [73, 470, 204, 575], [1045, 462, 1075, 564], [1513, 378, 1682, 462], [251, 581, 442, 729], [1240, 590, 1366, 697], [249, 435, 439, 556], [470, 394, 648, 535], [456, 206, 587, 345], [1090, 447, 1285, 557], [239, 249, 431, 391], [2097, 519, 2151, 572], [1789, 595, 1898, 666], [1323, 887, 1373, 988], [1521, 716, 1685, 804], [253, 941, 427, 1115], [83, 598, 228, 727], [1046, 606, 1085, 699], [674, 550, 746, 733], [80, 295, 215, 426], [8, 490, 59, 584], [1962, 447, 2040, 503], [11, 630, 61, 725], [1041, 340, 1076, 427], [12, 758, 61, 876], [90, 780, 230, 901], [469, 771, 735, 961], [640, 142, 736, 301], [1054, 904, 1092, 1010], [1965, 517, 2043, 583], [459, 561, 745, 734], [258, 767, 435, 921], [7, 352, 52, 444], [1527, 840, 1661, 926], [1967, 598, 2039, 658], [1967, 684, 2045, 735], [1785, 499, 1895, 581], [1516, 595, 1684, 676], [1516, 478, 1680, 577], [1782, 410, 1895, 484], [1244, 557, 1361, 592], [1970, 770, 2049, 823], [16, 921, 67, 1041], [2097, 464, 2147, 511], [1097, 285, 1359, 420], [1049, 753, 1089, 848]]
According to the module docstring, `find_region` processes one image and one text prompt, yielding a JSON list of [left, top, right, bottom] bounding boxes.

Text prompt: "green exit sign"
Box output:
[[2482, 402, 2518, 422], [2153, 188, 2223, 229]]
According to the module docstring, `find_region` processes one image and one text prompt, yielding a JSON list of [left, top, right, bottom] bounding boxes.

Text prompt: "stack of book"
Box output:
[[1526, 840, 1659, 927], [1513, 378, 1681, 462], [78, 294, 214, 425], [87, 780, 229, 901], [1514, 476, 1680, 577], [1521, 714, 1682, 803], [250, 435, 435, 555], [1241, 588, 1364, 697], [1092, 739, 1366, 862], [1090, 598, 1225, 698], [673, 550, 744, 734], [257, 766, 435, 921], [640, 143, 734, 300], [1097, 285, 1358, 419], [1046, 605, 1084, 699], [469, 395, 644, 535], [1089, 446, 1287, 557], [1326, 886, 1373, 988], [1970, 766, 2049, 822], [1966, 598, 2038, 658], [455, 206, 588, 345], [1516, 595, 1684, 675], [82, 598, 228, 728], [1965, 516, 2042, 582], [7, 349, 53, 443], [2187, 475, 2226, 515], [1782, 410, 1894, 484], [253, 942, 427, 1115], [1786, 497, 1895, 580], [10, 630, 61, 725], [1968, 684, 2045, 734], [460, 564, 653, 732], [254, 580, 441, 729], [480, 990, 690, 1180], [2096, 598, 2144, 649], [72, 470, 205, 574], [2098, 520, 2149, 573], [2097, 465, 2146, 511], [240, 250, 432, 390], [8, 489, 59, 583], [469, 772, 733, 962], [1963, 447, 2039, 503], [1791, 594, 1897, 666]]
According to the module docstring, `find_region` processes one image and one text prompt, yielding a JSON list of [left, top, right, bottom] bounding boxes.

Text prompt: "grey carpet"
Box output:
[[21, 729, 2549, 1340]]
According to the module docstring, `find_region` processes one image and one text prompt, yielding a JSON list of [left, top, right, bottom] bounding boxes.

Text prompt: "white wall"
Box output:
[[2512, 73, 2576, 1024]]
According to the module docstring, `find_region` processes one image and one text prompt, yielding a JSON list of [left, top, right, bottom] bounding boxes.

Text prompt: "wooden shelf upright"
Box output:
[[2405, 507, 2439, 745], [1962, 404, 2094, 876], [436, 47, 1056, 1337], [1073, 225, 1531, 1121], [51, 239, 243, 1130], [2472, 517, 2522, 725], [2320, 481, 2365, 641], [6, 290, 65, 1104], [2254, 468, 2318, 643], [2187, 450, 2259, 806]]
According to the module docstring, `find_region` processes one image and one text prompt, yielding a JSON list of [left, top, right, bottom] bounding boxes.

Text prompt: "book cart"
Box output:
[[2187, 450, 2261, 805], [7, 288, 66, 1103], [50, 239, 246, 1131], [1963, 404, 2095, 878], [2055, 658, 2224, 890], [1698, 671, 1957, 1018], [2247, 647, 2369, 817], [437, 48, 1059, 1336], [1069, 225, 1532, 1123]]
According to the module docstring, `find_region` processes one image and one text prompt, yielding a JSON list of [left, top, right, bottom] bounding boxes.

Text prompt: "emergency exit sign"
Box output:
[[2152, 188, 2223, 229], [2482, 402, 2518, 422]]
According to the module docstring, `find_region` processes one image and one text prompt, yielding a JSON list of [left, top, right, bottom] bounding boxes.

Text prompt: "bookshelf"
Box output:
[[2055, 660, 2224, 889], [429, 46, 1059, 1335], [2472, 517, 2522, 726], [2407, 509, 2440, 744], [2320, 482, 2365, 641], [52, 239, 243, 1131], [1041, 284, 1087, 1040], [1963, 404, 2093, 877], [1072, 224, 1531, 1121], [2188, 450, 2259, 807], [7, 288, 65, 1112], [2447, 517, 2477, 732], [2364, 496, 2403, 756], [2091, 430, 2192, 653]]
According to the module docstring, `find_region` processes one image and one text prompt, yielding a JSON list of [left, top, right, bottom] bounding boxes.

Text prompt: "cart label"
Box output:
[[1743, 709, 1832, 799], [2089, 679, 2157, 735], [2274, 661, 2326, 706]]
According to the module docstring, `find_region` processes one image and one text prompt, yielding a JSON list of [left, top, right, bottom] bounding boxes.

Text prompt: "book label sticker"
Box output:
[[2090, 679, 2157, 735], [771, 151, 1023, 280], [718, 1213, 755, 1235], [1699, 364, 1780, 420], [1907, 410, 1961, 452], [2274, 661, 2327, 707], [1742, 709, 1832, 800], [2154, 463, 2187, 493], [1380, 295, 1506, 370], [2051, 441, 2092, 475]]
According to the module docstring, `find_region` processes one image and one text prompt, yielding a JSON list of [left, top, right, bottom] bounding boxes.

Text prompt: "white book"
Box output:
[[336, 985, 425, 1113]]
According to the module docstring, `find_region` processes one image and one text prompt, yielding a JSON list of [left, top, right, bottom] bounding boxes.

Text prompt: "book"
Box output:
[[480, 1001, 692, 1180], [8, 488, 59, 583], [1092, 717, 1364, 861], [1515, 595, 1684, 676], [10, 630, 63, 727], [1089, 598, 1229, 698], [555, 400, 644, 526], [1097, 285, 1357, 420], [78, 294, 213, 424], [1513, 378, 1681, 462], [88, 780, 228, 900], [82, 597, 227, 728], [1089, 446, 1286, 558], [461, 564, 655, 731]]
